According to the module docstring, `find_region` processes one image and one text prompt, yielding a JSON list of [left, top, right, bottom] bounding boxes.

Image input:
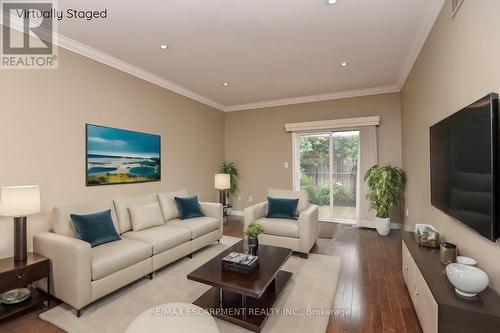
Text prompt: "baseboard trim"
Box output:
[[230, 210, 244, 217], [391, 223, 402, 230]]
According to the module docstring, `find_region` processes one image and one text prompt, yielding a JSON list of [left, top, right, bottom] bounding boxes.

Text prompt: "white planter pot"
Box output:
[[446, 263, 489, 297], [375, 217, 391, 236]]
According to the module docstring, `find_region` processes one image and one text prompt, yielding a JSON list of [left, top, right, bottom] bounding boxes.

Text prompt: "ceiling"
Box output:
[[55, 0, 445, 111]]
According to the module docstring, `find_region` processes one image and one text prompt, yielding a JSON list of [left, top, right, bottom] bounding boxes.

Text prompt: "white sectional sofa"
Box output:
[[33, 190, 222, 317]]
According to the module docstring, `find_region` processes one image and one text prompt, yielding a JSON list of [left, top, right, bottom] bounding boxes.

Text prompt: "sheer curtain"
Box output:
[[358, 126, 378, 228]]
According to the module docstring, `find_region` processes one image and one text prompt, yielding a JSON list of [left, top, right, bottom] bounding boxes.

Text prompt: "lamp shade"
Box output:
[[0, 185, 41, 217], [214, 174, 231, 190]]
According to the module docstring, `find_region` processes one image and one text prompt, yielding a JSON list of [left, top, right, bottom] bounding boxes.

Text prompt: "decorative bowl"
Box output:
[[416, 225, 440, 248], [457, 256, 477, 266], [446, 263, 489, 297], [1, 288, 31, 305]]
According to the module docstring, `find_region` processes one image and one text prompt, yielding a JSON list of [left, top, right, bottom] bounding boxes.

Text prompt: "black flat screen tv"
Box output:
[[430, 93, 499, 241]]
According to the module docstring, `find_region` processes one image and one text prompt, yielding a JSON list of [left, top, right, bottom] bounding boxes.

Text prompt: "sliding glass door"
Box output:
[[295, 131, 360, 222], [297, 133, 332, 220]]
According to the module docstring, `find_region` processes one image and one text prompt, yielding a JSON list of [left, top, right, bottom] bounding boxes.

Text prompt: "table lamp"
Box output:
[[0, 185, 41, 261], [214, 174, 230, 206]]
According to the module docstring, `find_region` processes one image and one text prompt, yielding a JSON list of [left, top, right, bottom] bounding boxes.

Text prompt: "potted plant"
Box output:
[[219, 162, 239, 205], [245, 222, 264, 251], [364, 165, 406, 236]]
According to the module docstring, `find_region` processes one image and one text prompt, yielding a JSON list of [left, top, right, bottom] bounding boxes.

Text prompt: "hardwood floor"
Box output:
[[316, 224, 422, 333], [0, 216, 422, 333], [225, 217, 422, 333]]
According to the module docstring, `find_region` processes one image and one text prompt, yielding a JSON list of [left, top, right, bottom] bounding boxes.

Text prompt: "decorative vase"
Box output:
[[440, 242, 457, 265], [446, 263, 489, 297], [375, 217, 391, 236], [247, 236, 258, 254]]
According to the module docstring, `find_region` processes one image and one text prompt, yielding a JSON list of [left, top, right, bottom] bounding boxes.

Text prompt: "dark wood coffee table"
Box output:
[[187, 241, 292, 333]]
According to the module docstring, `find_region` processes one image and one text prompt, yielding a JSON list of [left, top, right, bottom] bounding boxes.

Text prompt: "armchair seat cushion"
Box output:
[[166, 217, 219, 239], [91, 238, 152, 280], [256, 217, 299, 238], [122, 225, 191, 255]]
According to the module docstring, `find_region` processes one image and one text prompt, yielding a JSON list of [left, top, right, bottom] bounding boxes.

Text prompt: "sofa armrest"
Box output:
[[243, 202, 267, 234], [33, 232, 92, 310], [298, 205, 319, 253], [200, 202, 223, 238]]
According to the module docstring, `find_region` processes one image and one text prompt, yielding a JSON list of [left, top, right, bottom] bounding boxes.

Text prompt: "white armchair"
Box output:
[[244, 189, 319, 258]]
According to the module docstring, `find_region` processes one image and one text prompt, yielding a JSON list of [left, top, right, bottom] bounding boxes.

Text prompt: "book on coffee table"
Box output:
[[222, 252, 259, 274]]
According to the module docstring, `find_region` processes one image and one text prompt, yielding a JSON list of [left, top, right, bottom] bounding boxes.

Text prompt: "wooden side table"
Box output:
[[223, 205, 232, 223], [0, 253, 50, 320]]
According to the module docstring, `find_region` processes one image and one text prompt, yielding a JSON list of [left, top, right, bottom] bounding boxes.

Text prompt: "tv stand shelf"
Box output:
[[402, 232, 500, 333]]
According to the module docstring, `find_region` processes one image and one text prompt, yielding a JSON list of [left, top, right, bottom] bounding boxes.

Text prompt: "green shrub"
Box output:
[[301, 174, 353, 206]]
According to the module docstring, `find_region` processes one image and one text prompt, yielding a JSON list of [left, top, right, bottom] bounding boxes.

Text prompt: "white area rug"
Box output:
[[40, 236, 341, 333]]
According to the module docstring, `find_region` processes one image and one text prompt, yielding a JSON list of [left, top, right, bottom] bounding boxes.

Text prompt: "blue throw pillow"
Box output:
[[266, 197, 299, 220], [70, 209, 121, 247], [174, 195, 205, 220]]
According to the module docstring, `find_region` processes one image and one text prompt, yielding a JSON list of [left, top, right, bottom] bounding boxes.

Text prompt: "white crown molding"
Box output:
[[56, 34, 400, 112], [3, 2, 443, 113], [396, 0, 446, 89], [51, 34, 400, 112], [285, 116, 380, 132], [223, 85, 400, 112], [55, 34, 227, 111], [1, 14, 226, 110], [55, 30, 402, 112]]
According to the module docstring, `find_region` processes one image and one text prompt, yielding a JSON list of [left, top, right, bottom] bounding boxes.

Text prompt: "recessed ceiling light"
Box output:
[[223, 82, 229, 86], [327, 0, 338, 4], [340, 61, 349, 67], [159, 44, 168, 50]]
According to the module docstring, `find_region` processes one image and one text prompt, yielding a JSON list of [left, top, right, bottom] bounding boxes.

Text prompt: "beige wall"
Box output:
[[401, 0, 500, 293], [0, 47, 225, 258], [225, 93, 403, 222]]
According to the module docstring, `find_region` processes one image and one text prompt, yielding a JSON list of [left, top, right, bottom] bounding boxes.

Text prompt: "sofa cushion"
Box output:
[[114, 194, 159, 234], [174, 195, 205, 220], [166, 216, 219, 239], [268, 189, 309, 214], [158, 190, 188, 221], [91, 238, 152, 280], [53, 201, 120, 238], [122, 225, 191, 255], [129, 202, 165, 232], [70, 209, 121, 247], [256, 217, 299, 238]]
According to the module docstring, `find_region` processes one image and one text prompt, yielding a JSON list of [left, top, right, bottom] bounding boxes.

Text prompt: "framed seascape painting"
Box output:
[[86, 124, 161, 186]]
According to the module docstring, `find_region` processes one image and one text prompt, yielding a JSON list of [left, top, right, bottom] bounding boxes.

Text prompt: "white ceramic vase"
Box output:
[[375, 217, 391, 236], [445, 263, 489, 297]]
